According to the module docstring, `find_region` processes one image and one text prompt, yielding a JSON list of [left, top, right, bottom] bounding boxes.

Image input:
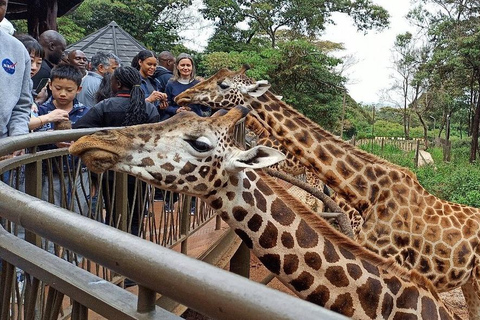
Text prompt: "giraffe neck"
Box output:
[[204, 169, 453, 319], [246, 92, 420, 214]]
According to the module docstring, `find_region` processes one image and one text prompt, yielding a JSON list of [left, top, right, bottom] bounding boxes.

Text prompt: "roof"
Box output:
[[66, 21, 146, 66], [6, 0, 83, 20]]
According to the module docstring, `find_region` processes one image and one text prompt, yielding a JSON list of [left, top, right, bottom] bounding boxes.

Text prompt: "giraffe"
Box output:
[[70, 106, 458, 320], [174, 66, 480, 319], [246, 104, 364, 236], [253, 130, 364, 236]]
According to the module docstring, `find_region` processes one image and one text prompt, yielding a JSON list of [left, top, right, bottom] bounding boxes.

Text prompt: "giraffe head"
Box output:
[[175, 66, 270, 110], [69, 107, 285, 197]]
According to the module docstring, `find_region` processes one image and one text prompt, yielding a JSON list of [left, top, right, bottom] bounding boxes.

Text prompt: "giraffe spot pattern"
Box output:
[[306, 285, 330, 306], [243, 178, 251, 189], [208, 197, 222, 210], [247, 214, 263, 232], [185, 173, 198, 182], [397, 286, 419, 310], [245, 171, 256, 181], [259, 221, 278, 249], [232, 206, 248, 221], [254, 189, 267, 212], [421, 296, 438, 320], [357, 277, 382, 318], [271, 198, 296, 226], [164, 175, 177, 184], [193, 183, 208, 192], [290, 271, 315, 291], [141, 157, 154, 166], [283, 254, 299, 275], [242, 192, 255, 206], [256, 178, 274, 196], [330, 293, 354, 318], [381, 292, 394, 319], [281, 232, 295, 249], [336, 161, 354, 180], [234, 229, 253, 249], [259, 253, 281, 275], [304, 251, 322, 270], [295, 220, 319, 248], [346, 263, 363, 280], [325, 266, 349, 287], [361, 260, 380, 277], [323, 239, 340, 263], [179, 161, 197, 174], [226, 191, 235, 201]]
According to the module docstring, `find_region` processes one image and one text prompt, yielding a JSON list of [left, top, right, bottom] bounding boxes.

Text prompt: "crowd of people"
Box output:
[[0, 0, 210, 238]]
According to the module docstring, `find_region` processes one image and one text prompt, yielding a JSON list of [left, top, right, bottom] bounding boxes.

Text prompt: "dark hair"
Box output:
[[90, 51, 110, 71], [50, 64, 83, 86], [95, 72, 112, 103], [113, 66, 148, 125], [15, 34, 45, 59], [131, 50, 156, 70]]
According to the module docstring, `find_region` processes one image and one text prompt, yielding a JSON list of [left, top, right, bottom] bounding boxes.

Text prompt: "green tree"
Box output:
[[65, 0, 190, 51], [409, 0, 480, 162], [202, 0, 390, 50]]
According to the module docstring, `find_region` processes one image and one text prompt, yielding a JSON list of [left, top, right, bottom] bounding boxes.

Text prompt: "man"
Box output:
[[0, 0, 31, 141], [153, 51, 175, 93], [67, 49, 88, 77], [76, 51, 120, 107], [31, 29, 66, 91]]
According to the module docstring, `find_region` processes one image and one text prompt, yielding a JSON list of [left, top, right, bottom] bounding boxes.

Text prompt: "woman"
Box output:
[[131, 50, 167, 110], [163, 53, 211, 120], [74, 66, 160, 237]]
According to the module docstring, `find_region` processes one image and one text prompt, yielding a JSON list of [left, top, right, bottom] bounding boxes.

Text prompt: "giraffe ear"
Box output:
[[243, 81, 271, 97], [227, 146, 285, 172]]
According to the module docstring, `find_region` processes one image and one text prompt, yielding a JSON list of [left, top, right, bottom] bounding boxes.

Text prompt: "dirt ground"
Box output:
[[184, 254, 469, 319]]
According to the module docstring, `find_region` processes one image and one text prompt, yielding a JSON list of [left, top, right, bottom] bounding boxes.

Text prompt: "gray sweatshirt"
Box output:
[[0, 29, 32, 138]]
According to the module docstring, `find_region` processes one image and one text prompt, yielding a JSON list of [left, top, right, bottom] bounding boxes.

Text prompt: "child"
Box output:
[[14, 34, 70, 131], [36, 64, 90, 216]]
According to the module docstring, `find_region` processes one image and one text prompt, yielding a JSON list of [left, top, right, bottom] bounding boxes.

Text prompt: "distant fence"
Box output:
[[351, 137, 425, 152]]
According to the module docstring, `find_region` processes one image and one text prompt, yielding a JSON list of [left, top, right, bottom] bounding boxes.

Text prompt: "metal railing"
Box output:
[[0, 127, 346, 320]]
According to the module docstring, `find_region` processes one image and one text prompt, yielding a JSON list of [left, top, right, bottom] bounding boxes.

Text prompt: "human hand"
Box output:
[[35, 85, 48, 104], [147, 91, 167, 103], [159, 100, 169, 109], [47, 109, 70, 123]]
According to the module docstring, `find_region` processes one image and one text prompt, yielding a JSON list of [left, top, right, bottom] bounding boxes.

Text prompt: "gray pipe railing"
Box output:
[[0, 185, 346, 320]]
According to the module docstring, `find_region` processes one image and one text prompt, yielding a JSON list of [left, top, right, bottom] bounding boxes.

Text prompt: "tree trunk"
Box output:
[[27, 0, 58, 38], [470, 84, 480, 162]]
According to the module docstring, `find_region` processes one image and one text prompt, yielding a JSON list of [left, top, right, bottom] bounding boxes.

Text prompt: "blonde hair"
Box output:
[[172, 53, 196, 82]]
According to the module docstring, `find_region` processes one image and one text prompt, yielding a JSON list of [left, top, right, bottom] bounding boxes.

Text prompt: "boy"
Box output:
[[36, 64, 90, 216]]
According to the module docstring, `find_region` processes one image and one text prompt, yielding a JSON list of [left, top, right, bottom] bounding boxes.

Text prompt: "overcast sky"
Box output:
[[322, 1, 416, 105]]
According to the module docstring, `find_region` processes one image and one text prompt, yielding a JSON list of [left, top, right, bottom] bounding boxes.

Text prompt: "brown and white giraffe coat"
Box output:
[[70, 107, 458, 320], [174, 67, 480, 319]]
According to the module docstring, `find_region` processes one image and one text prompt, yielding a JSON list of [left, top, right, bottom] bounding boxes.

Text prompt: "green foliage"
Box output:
[[202, 0, 390, 50], [65, 0, 188, 51], [200, 40, 346, 131]]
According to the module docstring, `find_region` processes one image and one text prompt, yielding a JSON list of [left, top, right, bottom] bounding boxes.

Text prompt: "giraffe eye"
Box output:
[[218, 82, 230, 90], [184, 137, 213, 153]]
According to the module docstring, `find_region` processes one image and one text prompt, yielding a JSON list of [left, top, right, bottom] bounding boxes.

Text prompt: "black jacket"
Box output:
[[153, 66, 173, 93], [73, 92, 160, 128]]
